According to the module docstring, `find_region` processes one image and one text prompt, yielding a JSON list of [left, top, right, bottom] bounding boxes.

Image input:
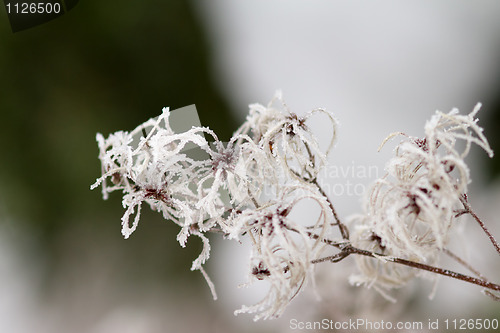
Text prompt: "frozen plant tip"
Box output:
[[92, 96, 500, 320], [350, 103, 497, 297]]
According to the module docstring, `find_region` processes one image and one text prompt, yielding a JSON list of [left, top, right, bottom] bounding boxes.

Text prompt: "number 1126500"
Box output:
[[6, 2, 62, 14]]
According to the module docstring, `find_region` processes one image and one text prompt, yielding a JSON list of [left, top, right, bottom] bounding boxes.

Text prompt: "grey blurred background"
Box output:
[[1, 1, 500, 332]]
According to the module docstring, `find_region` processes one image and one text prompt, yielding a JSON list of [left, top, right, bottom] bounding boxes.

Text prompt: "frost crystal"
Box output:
[[351, 104, 493, 294]]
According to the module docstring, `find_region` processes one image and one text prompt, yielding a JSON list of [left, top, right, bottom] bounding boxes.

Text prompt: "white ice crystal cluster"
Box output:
[[91, 92, 338, 320], [350, 103, 494, 296]]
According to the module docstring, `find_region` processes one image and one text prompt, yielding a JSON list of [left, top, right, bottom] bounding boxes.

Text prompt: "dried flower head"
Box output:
[[92, 94, 339, 319], [231, 185, 334, 320], [235, 91, 337, 182], [351, 103, 493, 294]]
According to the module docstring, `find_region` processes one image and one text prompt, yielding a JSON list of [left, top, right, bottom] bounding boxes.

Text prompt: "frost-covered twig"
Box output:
[[309, 236, 500, 292], [459, 195, 500, 255], [303, 219, 500, 293]]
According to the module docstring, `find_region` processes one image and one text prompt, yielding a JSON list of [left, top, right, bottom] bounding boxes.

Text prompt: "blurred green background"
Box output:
[[0, 1, 240, 330]]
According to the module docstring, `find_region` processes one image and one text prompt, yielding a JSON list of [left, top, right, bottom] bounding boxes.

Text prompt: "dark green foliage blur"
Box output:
[[0, 1, 236, 289], [483, 80, 500, 181]]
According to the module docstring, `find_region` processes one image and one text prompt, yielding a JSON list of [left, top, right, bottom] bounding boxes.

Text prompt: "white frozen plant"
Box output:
[[92, 94, 500, 320], [350, 104, 495, 297]]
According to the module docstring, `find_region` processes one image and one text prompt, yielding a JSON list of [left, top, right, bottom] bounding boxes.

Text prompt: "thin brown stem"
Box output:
[[312, 179, 350, 240], [248, 188, 260, 209], [392, 257, 500, 291], [311, 243, 500, 293], [454, 209, 468, 218], [484, 290, 500, 301], [460, 195, 500, 255], [301, 141, 349, 240], [443, 248, 486, 280], [311, 251, 350, 264], [305, 230, 346, 249], [443, 249, 500, 301]]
